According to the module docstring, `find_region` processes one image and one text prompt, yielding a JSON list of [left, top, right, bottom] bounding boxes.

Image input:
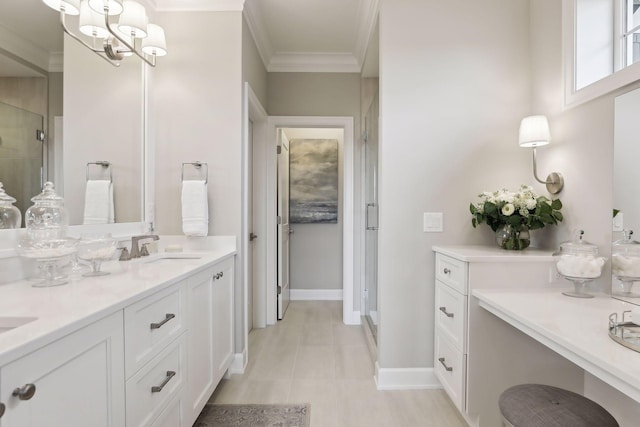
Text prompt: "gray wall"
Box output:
[[378, 0, 533, 369], [285, 129, 344, 291], [267, 72, 362, 304]]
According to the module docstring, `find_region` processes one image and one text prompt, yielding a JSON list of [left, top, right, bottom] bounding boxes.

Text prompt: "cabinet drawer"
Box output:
[[150, 392, 185, 427], [435, 254, 468, 294], [126, 334, 186, 427], [435, 280, 467, 352], [124, 282, 186, 378], [434, 332, 466, 412]]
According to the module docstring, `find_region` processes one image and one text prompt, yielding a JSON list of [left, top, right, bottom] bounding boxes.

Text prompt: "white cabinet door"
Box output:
[[186, 266, 216, 426], [212, 257, 234, 385], [185, 256, 235, 426], [0, 312, 125, 427]]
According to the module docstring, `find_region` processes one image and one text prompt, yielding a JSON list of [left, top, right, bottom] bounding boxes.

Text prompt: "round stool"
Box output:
[[499, 384, 619, 427]]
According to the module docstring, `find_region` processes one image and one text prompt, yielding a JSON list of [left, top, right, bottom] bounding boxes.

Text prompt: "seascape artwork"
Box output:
[[289, 139, 339, 224]]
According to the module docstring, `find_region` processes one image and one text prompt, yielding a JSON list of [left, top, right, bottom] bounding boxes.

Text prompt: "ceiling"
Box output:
[[0, 0, 379, 76]]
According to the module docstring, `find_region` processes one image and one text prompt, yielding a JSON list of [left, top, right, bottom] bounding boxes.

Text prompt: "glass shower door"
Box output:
[[364, 93, 379, 341], [0, 102, 44, 219]]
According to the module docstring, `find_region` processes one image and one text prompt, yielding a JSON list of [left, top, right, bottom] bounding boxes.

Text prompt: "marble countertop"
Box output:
[[433, 245, 556, 262], [0, 236, 236, 366], [472, 288, 640, 403]]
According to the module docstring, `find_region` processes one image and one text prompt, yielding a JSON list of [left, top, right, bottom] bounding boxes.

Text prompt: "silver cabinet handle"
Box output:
[[151, 371, 176, 393], [439, 307, 454, 318], [438, 357, 453, 372], [0, 402, 5, 418], [220, 271, 223, 278], [12, 383, 36, 400], [150, 313, 175, 330], [443, 268, 451, 274]]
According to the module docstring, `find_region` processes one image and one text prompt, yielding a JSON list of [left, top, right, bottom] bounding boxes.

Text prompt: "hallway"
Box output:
[[209, 301, 467, 426]]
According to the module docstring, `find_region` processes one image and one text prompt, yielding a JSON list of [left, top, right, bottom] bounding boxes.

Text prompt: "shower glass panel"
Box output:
[[364, 93, 379, 342], [0, 102, 44, 220]]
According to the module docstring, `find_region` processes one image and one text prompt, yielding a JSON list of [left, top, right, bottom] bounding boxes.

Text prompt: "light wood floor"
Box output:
[[209, 300, 468, 427]]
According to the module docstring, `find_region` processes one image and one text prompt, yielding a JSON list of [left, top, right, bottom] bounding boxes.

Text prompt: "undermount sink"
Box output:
[[144, 253, 202, 264], [0, 317, 38, 334]]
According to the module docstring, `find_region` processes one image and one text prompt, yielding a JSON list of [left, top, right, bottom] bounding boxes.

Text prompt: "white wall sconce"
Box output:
[[42, 0, 167, 67], [519, 115, 564, 194]]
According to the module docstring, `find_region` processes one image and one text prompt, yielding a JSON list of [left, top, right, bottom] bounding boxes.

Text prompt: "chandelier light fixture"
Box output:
[[42, 0, 167, 67]]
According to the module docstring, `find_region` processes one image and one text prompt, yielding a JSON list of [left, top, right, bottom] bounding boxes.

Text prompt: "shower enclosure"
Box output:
[[364, 93, 379, 341], [0, 101, 44, 219]]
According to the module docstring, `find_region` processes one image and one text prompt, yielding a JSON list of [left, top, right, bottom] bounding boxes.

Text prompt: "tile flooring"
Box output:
[[208, 301, 467, 427]]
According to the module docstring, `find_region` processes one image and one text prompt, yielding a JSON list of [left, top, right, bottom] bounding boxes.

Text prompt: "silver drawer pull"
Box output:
[[438, 357, 453, 372], [439, 307, 454, 318], [0, 402, 5, 418], [151, 371, 176, 393], [150, 313, 175, 330], [12, 383, 36, 401], [443, 268, 451, 274]]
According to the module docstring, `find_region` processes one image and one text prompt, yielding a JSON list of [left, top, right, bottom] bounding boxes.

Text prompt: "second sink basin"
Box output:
[[0, 317, 38, 334]]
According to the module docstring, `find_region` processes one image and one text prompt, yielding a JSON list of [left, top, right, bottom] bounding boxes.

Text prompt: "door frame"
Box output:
[[263, 116, 357, 325]]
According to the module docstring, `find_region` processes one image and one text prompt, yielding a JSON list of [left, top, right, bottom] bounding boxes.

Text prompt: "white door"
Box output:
[[247, 119, 254, 332], [277, 129, 291, 320]]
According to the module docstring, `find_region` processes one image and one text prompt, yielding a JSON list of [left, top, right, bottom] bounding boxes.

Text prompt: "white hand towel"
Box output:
[[182, 180, 209, 236], [83, 180, 114, 224]]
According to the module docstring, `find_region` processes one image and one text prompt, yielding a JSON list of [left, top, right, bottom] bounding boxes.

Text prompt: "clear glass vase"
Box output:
[[495, 224, 530, 250]]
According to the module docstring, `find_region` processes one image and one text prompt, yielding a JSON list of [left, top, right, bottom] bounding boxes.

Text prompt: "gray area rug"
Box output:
[[194, 403, 311, 427]]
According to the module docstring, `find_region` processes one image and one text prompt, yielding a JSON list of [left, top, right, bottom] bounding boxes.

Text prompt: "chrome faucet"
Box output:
[[130, 234, 159, 259]]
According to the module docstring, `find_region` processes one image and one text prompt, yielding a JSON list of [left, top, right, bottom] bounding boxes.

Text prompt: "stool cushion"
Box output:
[[499, 384, 619, 427]]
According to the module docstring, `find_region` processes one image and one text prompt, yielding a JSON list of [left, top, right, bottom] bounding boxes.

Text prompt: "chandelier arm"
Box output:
[[61, 12, 120, 67], [532, 147, 550, 184], [103, 12, 156, 67]]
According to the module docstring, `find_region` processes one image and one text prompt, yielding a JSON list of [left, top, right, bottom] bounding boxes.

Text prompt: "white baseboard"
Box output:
[[344, 310, 361, 325], [290, 289, 343, 300], [374, 362, 443, 390], [229, 350, 247, 375]]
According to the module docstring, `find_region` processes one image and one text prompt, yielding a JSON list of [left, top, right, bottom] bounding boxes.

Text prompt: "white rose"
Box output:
[[502, 203, 515, 216], [525, 198, 537, 210]]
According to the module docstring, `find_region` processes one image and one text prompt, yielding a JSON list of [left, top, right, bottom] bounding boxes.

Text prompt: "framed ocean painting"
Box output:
[[289, 139, 338, 224]]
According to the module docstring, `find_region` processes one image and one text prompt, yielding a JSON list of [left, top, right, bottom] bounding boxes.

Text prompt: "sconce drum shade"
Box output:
[[142, 24, 167, 56], [42, 0, 81, 15], [79, 0, 109, 38], [117, 1, 148, 38], [88, 0, 123, 15], [519, 115, 551, 147]]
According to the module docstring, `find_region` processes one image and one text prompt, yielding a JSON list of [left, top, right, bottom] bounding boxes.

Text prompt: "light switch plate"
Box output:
[[424, 212, 443, 232]]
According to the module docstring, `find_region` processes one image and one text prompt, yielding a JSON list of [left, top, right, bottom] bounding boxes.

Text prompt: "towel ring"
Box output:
[[86, 161, 112, 182], [181, 162, 208, 184]]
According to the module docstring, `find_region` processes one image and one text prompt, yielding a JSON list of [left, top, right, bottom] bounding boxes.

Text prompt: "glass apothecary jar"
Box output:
[[612, 230, 640, 298], [556, 230, 606, 298], [0, 183, 21, 229], [18, 182, 77, 287]]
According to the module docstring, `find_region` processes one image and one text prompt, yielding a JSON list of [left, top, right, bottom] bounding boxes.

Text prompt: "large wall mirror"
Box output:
[[0, 0, 144, 228], [612, 85, 640, 303]]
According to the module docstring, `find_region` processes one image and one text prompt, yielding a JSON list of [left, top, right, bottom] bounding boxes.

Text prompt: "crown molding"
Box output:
[[0, 26, 50, 73], [267, 52, 360, 73], [153, 0, 245, 11], [244, 0, 378, 73], [242, 1, 273, 69], [354, 0, 379, 67]]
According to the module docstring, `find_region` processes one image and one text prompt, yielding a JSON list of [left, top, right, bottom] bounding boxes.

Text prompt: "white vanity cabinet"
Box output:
[[0, 311, 125, 427], [432, 246, 555, 421], [124, 281, 187, 427], [185, 256, 234, 426]]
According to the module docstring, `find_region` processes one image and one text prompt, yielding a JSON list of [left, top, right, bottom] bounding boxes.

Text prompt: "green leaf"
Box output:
[[470, 203, 476, 214], [472, 218, 477, 228], [551, 199, 562, 210]]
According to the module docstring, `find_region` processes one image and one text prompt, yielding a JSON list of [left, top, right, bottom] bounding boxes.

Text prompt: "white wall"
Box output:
[[285, 128, 344, 291], [63, 35, 143, 225], [242, 16, 267, 109], [378, 0, 533, 369], [151, 11, 244, 352]]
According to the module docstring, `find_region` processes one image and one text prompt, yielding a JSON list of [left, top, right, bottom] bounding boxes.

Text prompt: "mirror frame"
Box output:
[[563, 0, 640, 107]]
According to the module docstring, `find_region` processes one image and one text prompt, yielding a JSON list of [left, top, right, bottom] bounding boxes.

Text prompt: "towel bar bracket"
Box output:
[[181, 162, 208, 184]]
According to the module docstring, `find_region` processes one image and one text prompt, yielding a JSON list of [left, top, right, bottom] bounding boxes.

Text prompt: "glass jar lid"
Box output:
[[613, 230, 640, 256], [25, 181, 69, 233], [558, 229, 599, 256], [0, 182, 16, 204], [30, 181, 64, 204]]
